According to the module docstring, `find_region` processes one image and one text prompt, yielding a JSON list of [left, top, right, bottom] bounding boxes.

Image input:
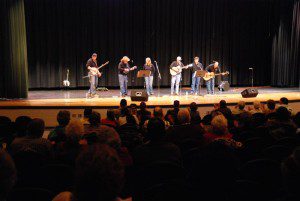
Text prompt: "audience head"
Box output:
[[276, 106, 291, 122], [89, 112, 101, 126], [253, 101, 261, 109], [147, 118, 166, 141], [211, 114, 228, 136], [282, 147, 300, 197], [177, 109, 191, 125], [173, 100, 180, 109], [189, 102, 198, 112], [96, 126, 121, 150], [120, 99, 127, 108], [106, 109, 116, 121], [202, 114, 212, 125], [293, 112, 300, 127], [27, 118, 45, 138], [57, 110, 71, 127], [129, 104, 137, 114], [140, 102, 147, 110], [0, 150, 17, 200], [219, 100, 227, 108], [238, 101, 246, 110], [267, 99, 276, 110], [280, 97, 289, 105], [126, 114, 137, 125], [14, 116, 32, 137], [75, 144, 124, 201], [153, 107, 164, 119], [84, 108, 93, 119], [65, 119, 84, 138]]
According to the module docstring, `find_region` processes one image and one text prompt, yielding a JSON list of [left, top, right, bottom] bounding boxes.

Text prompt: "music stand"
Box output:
[[137, 70, 151, 78], [195, 70, 206, 96]]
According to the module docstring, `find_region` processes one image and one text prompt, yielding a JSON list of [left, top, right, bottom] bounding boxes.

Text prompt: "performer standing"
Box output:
[[86, 53, 101, 97], [205, 61, 220, 95], [118, 56, 136, 97], [190, 56, 203, 95], [143, 57, 155, 95], [170, 56, 184, 95]]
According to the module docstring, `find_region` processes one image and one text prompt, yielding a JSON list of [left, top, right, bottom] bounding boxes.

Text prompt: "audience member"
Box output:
[[189, 102, 201, 125], [232, 101, 246, 115], [249, 101, 263, 114], [137, 102, 151, 127], [279, 97, 293, 114], [165, 100, 180, 125], [101, 109, 118, 128], [74, 144, 124, 201], [14, 116, 32, 137], [0, 150, 17, 201], [48, 110, 71, 143]]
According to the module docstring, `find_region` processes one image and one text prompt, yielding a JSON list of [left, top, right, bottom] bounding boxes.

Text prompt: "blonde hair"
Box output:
[[177, 109, 191, 124], [65, 119, 84, 136], [121, 56, 130, 63], [211, 114, 228, 136], [145, 57, 152, 65], [253, 101, 261, 109]]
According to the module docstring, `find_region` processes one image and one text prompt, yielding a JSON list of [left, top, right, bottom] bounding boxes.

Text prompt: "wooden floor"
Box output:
[[1, 87, 299, 108]]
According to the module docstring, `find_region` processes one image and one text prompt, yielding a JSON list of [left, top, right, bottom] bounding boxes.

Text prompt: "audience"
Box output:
[[165, 100, 180, 125], [74, 144, 124, 201], [0, 96, 298, 201], [11, 118, 52, 157], [0, 150, 17, 201], [279, 97, 293, 114], [48, 110, 71, 143], [101, 109, 118, 128]]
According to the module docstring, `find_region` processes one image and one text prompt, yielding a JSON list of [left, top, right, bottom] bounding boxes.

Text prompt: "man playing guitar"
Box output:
[[118, 56, 137, 97], [169, 56, 192, 95], [205, 61, 221, 95], [86, 53, 100, 98]]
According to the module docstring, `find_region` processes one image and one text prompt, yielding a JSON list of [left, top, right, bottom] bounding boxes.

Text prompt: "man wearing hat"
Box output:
[[169, 56, 184, 95], [86, 53, 100, 97]]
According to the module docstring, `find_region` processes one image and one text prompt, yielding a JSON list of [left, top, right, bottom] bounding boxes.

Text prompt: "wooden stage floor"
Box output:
[[0, 87, 299, 109]]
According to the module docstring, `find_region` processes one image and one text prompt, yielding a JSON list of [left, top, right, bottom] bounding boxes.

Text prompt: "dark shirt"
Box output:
[[118, 62, 130, 75], [86, 58, 98, 69], [143, 64, 155, 75], [192, 62, 204, 72], [170, 61, 184, 69], [205, 63, 220, 73]]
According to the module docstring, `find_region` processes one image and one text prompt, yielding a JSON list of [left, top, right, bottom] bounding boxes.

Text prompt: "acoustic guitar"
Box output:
[[203, 71, 229, 81], [169, 64, 193, 76]]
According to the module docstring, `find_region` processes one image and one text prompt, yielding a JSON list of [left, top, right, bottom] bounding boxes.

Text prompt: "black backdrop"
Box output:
[[23, 0, 294, 89]]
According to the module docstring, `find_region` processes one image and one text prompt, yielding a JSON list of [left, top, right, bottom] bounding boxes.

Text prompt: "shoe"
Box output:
[[150, 93, 154, 95], [175, 93, 179, 96]]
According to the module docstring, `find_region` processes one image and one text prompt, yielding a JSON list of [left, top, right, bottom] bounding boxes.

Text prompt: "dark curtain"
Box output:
[[0, 0, 29, 98], [271, 0, 300, 87], [23, 0, 292, 89]]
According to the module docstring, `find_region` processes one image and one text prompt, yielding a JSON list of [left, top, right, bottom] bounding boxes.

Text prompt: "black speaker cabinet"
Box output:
[[130, 90, 149, 101], [241, 88, 258, 98]]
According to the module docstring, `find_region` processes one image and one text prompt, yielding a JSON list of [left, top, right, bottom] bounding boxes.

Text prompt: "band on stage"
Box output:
[[85, 53, 228, 98]]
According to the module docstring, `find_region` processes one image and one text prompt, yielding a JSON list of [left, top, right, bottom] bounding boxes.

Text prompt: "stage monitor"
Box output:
[[130, 90, 148, 101], [241, 88, 258, 98]]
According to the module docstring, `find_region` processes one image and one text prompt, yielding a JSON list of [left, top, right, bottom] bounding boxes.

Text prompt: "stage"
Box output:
[[0, 87, 299, 109]]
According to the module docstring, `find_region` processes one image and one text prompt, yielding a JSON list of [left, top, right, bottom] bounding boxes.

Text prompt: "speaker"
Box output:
[[218, 81, 230, 91], [130, 90, 149, 101], [241, 88, 258, 98]]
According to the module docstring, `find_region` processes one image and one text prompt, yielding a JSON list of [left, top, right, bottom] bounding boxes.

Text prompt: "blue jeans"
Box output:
[[206, 78, 215, 94], [191, 72, 201, 93], [88, 74, 98, 94], [118, 74, 128, 95], [145, 76, 154, 95], [171, 74, 181, 94]]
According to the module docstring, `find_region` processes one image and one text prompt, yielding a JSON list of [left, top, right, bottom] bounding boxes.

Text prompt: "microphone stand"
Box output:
[[249, 68, 254, 88], [154, 61, 161, 97]]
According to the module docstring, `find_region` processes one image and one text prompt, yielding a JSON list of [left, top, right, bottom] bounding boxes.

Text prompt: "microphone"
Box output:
[[249, 67, 253, 70], [154, 60, 157, 63], [131, 60, 134, 63]]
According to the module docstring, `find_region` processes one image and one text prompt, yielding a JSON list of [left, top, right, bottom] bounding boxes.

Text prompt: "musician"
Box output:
[[205, 61, 220, 94], [118, 56, 131, 97], [170, 56, 184, 95], [190, 56, 203, 94], [86, 53, 101, 97], [143, 57, 155, 95]]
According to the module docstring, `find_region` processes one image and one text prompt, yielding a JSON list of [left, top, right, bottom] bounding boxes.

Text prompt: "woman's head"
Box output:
[[211, 115, 228, 136]]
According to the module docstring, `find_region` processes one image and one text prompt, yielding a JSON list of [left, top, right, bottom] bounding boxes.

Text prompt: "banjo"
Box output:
[[63, 69, 70, 87], [89, 61, 109, 76]]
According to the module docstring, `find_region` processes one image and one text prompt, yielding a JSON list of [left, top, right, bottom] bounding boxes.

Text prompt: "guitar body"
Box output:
[[203, 71, 230, 81], [123, 66, 137, 74], [169, 64, 193, 76]]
